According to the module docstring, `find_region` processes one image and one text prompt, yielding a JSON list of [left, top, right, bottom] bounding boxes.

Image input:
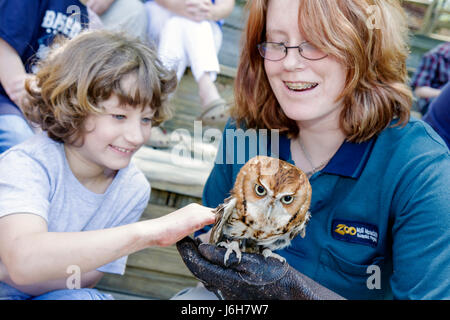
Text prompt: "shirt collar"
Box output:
[[277, 134, 376, 179], [323, 138, 376, 178]]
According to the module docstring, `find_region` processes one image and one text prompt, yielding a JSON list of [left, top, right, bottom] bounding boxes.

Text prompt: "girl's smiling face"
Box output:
[[79, 95, 154, 172], [264, 0, 347, 127], [68, 76, 154, 175]]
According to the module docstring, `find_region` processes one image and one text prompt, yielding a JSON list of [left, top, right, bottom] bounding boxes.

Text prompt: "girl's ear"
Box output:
[[83, 114, 96, 132]]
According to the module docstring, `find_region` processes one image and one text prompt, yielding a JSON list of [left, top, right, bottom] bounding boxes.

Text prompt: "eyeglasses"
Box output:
[[257, 41, 328, 61]]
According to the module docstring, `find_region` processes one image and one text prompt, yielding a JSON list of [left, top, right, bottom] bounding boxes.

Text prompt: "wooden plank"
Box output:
[[148, 188, 202, 208], [96, 266, 198, 300], [126, 246, 194, 278], [132, 144, 215, 198], [142, 203, 176, 219], [218, 1, 246, 71], [219, 63, 237, 78]]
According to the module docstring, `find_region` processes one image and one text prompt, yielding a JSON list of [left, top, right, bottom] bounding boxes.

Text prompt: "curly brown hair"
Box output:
[[23, 30, 177, 144], [233, 0, 412, 142]]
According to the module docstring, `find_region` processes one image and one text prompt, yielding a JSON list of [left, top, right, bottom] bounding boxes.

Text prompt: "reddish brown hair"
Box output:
[[233, 0, 412, 142]]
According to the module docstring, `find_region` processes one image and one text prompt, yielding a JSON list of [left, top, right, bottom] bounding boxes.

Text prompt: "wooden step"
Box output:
[[97, 265, 198, 299], [133, 142, 216, 199]]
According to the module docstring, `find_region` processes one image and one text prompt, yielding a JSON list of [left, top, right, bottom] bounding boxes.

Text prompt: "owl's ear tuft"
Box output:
[[297, 170, 306, 183]]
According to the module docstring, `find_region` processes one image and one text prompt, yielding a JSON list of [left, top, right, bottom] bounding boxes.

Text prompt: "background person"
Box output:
[[144, 0, 235, 148], [410, 42, 449, 115], [0, 0, 96, 153], [86, 0, 148, 41]]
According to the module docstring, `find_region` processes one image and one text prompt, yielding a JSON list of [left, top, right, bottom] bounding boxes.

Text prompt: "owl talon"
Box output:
[[218, 240, 242, 265], [262, 248, 286, 263]]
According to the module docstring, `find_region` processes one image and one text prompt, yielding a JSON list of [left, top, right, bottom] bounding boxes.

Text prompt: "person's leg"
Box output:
[[196, 22, 224, 108], [198, 73, 222, 108], [183, 20, 220, 84], [0, 114, 34, 153], [158, 16, 189, 81], [178, 20, 229, 124], [32, 288, 114, 300]]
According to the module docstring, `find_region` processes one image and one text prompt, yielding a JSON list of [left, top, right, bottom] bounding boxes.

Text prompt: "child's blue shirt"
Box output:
[[201, 117, 450, 299]]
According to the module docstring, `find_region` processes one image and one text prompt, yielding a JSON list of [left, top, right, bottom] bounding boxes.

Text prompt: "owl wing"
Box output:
[[209, 196, 237, 244]]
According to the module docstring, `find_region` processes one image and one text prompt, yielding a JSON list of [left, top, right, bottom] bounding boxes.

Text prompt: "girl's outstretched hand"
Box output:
[[144, 203, 216, 247]]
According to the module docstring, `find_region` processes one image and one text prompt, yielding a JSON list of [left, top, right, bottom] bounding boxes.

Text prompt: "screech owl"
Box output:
[[209, 155, 312, 263]]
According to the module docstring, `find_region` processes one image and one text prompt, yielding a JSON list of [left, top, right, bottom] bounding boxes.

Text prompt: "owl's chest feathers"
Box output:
[[223, 201, 293, 250]]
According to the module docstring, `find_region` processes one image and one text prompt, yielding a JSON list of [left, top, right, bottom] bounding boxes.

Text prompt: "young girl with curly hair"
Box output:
[[0, 30, 215, 300]]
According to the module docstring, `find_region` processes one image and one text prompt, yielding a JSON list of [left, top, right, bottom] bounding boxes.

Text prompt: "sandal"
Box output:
[[197, 98, 231, 126], [146, 126, 171, 149]]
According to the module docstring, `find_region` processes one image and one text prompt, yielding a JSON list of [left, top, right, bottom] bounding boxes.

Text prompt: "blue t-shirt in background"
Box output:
[[0, 0, 89, 115]]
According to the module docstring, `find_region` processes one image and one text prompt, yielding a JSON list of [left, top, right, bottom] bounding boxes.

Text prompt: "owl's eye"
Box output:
[[254, 184, 267, 196], [281, 195, 294, 204]]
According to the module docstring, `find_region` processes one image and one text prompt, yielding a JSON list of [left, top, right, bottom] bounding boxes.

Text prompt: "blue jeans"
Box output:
[[33, 289, 114, 300], [0, 281, 114, 300], [0, 114, 34, 153]]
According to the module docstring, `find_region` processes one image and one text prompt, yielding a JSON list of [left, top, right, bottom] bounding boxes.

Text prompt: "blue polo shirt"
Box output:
[[201, 117, 450, 300]]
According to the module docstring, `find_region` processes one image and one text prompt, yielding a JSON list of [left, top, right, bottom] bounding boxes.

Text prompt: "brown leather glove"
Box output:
[[176, 236, 345, 300]]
